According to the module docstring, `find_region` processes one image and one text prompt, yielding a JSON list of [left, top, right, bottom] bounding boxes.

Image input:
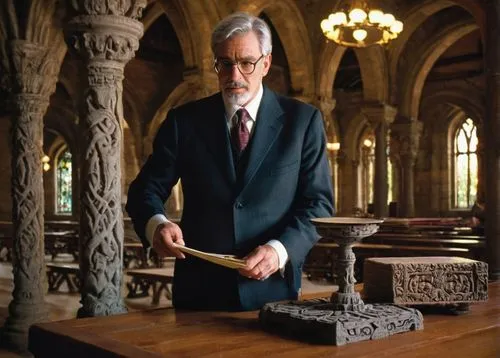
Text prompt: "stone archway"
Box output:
[[355, 46, 389, 102], [398, 20, 478, 119], [387, 0, 486, 104]]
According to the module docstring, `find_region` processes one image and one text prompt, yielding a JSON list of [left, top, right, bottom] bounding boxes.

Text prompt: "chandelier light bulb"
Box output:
[[43, 163, 50, 172], [321, 19, 331, 32], [349, 8, 367, 23], [390, 20, 404, 34], [381, 13, 396, 27], [353, 29, 368, 41], [336, 12, 348, 25], [368, 9, 384, 24], [42, 155, 50, 163]]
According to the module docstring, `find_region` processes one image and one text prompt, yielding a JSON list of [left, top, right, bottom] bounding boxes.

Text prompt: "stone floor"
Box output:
[[0, 258, 336, 357]]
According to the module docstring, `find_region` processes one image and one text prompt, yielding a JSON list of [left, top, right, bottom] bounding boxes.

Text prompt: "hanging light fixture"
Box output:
[[42, 154, 51, 172], [320, 0, 403, 47]]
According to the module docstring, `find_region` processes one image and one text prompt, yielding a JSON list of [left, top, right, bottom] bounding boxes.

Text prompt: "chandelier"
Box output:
[[320, 1, 403, 48]]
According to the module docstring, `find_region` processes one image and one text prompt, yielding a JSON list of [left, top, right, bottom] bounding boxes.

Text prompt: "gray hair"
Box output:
[[211, 12, 272, 56]]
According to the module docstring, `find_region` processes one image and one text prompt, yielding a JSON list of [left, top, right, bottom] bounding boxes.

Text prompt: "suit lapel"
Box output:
[[197, 93, 236, 185], [242, 88, 284, 188]]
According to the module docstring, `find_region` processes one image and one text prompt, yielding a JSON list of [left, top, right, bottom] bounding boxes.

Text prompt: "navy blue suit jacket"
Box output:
[[126, 87, 334, 310]]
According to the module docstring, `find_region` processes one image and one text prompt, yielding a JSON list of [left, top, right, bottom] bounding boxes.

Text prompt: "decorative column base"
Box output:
[[259, 299, 423, 346], [2, 302, 48, 353], [331, 291, 365, 311]]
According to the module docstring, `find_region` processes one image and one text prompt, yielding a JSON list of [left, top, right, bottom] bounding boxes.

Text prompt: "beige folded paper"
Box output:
[[173, 243, 246, 269]]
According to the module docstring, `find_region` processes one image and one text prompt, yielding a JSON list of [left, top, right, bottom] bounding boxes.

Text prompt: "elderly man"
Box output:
[[126, 12, 333, 311]]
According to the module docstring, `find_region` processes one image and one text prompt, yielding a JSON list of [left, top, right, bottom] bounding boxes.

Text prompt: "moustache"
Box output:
[[224, 81, 248, 90]]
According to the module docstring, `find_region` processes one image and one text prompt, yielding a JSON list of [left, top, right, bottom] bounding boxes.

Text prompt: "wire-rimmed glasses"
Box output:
[[214, 54, 265, 75]]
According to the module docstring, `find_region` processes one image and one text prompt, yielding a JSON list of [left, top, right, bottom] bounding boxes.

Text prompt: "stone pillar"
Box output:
[[476, 123, 485, 204], [315, 97, 337, 210], [64, 0, 146, 317], [362, 104, 397, 218], [2, 40, 62, 352], [315, 96, 337, 138], [336, 150, 358, 215], [484, 0, 500, 280], [390, 119, 423, 218]]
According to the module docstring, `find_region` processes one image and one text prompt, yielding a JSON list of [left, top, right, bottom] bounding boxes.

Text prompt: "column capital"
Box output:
[[65, 0, 147, 64], [4, 41, 62, 98], [361, 103, 397, 128], [389, 120, 423, 163], [314, 96, 337, 114]]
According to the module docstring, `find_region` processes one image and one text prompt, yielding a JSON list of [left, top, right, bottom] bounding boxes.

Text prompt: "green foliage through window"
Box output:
[[56, 150, 72, 214]]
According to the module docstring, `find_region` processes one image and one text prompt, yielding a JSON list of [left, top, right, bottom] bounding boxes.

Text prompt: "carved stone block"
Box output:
[[363, 256, 488, 305]]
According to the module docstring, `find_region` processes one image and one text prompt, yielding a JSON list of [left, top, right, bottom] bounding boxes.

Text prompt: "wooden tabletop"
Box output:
[[29, 282, 500, 357]]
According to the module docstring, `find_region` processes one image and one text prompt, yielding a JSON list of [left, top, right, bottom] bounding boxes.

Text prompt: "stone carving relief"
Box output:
[[68, 27, 140, 63], [64, 1, 146, 317], [6, 41, 60, 98], [68, 0, 146, 19], [392, 261, 488, 304], [78, 64, 127, 316], [10, 95, 47, 299], [389, 120, 423, 165], [260, 299, 423, 345]]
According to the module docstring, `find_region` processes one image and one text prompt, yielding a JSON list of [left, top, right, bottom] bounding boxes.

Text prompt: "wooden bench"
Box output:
[[46, 262, 80, 293], [44, 230, 79, 261], [126, 267, 174, 305]]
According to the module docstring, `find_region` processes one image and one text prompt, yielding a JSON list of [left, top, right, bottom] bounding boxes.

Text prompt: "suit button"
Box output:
[[235, 202, 243, 209]]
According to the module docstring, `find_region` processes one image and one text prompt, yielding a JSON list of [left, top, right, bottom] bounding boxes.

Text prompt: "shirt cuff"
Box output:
[[145, 214, 170, 246], [266, 239, 288, 275]]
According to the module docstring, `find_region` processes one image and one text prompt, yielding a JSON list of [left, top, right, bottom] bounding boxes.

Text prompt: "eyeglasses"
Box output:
[[214, 55, 265, 75]]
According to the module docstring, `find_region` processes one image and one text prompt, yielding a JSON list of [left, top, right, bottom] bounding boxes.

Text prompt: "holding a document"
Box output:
[[126, 12, 333, 311]]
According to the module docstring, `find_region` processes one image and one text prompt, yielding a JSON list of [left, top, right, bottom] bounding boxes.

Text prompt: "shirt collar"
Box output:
[[224, 84, 263, 122]]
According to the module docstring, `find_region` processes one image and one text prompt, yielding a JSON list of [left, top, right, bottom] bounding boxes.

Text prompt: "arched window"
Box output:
[[454, 118, 478, 208], [56, 149, 72, 214], [360, 134, 375, 213], [360, 132, 393, 214]]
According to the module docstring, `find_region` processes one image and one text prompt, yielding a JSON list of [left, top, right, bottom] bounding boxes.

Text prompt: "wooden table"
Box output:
[[29, 282, 500, 357]]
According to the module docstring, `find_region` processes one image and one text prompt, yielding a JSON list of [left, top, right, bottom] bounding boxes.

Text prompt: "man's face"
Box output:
[[214, 31, 272, 106]]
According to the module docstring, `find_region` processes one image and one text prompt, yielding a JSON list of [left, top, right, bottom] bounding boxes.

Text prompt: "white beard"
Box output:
[[224, 90, 252, 106]]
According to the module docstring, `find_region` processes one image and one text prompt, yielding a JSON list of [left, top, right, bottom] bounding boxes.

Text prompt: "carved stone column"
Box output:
[[315, 96, 337, 137], [315, 96, 337, 208], [390, 119, 423, 218], [2, 40, 61, 352], [64, 0, 146, 317], [362, 104, 397, 218], [484, 0, 500, 280], [336, 151, 358, 215]]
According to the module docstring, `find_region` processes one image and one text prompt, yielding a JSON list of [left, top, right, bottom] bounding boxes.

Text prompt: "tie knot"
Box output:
[[237, 108, 250, 125]]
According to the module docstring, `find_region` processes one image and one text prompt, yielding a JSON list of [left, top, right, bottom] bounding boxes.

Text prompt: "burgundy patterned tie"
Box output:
[[233, 108, 250, 153]]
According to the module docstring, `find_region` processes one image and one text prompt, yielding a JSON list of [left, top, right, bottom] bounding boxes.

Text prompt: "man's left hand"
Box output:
[[239, 245, 279, 281]]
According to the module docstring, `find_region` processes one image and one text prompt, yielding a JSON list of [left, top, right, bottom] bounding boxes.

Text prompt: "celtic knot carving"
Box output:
[[10, 93, 47, 304], [76, 62, 127, 316]]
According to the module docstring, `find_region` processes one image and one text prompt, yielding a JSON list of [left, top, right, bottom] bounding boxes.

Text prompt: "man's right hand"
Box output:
[[153, 221, 186, 259]]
